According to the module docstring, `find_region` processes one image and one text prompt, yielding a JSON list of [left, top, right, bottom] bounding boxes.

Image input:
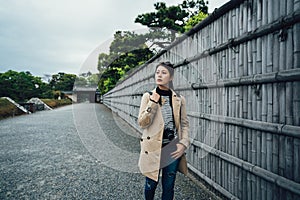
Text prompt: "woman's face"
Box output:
[[155, 65, 172, 88]]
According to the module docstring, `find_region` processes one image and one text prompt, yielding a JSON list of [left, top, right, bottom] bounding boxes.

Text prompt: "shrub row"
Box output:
[[0, 98, 72, 120], [41, 98, 72, 108]]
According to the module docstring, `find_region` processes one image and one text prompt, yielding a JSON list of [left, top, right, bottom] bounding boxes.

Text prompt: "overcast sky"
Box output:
[[0, 0, 228, 77]]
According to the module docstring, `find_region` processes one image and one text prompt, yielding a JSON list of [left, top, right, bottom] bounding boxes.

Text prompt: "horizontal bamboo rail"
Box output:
[[188, 112, 300, 139], [104, 104, 300, 139], [106, 100, 139, 107], [104, 86, 192, 99], [106, 67, 300, 97], [192, 140, 300, 195], [192, 68, 300, 89]]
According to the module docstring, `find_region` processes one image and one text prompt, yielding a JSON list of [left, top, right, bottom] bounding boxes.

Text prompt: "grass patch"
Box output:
[[0, 98, 24, 119]]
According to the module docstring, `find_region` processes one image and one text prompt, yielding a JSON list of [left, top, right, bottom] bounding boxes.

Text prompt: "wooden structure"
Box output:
[[72, 87, 98, 103], [103, 0, 300, 199]]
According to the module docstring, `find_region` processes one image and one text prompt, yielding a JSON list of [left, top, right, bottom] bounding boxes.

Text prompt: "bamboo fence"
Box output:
[[103, 0, 300, 199]]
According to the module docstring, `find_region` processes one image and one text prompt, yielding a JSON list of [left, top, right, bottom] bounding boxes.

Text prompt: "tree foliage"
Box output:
[[0, 70, 51, 101], [0, 70, 79, 102], [49, 72, 76, 91], [135, 0, 208, 40], [184, 11, 208, 32], [97, 31, 154, 94]]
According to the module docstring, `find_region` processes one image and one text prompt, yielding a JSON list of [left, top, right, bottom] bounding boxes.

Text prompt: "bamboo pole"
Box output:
[[199, 57, 205, 177], [286, 24, 295, 199], [266, 2, 275, 198], [256, 2, 263, 194], [225, 88, 230, 192], [294, 14, 300, 149], [279, 1, 287, 198], [188, 112, 300, 139], [237, 4, 245, 198], [229, 85, 234, 195], [294, 20, 300, 70], [243, 85, 248, 200], [295, 138, 300, 183], [272, 27, 280, 184], [266, 58, 274, 197], [278, 2, 287, 198], [293, 3, 300, 189], [242, 0, 248, 124], [251, 27, 258, 200], [232, 66, 239, 197], [234, 7, 241, 196], [196, 84, 201, 171], [212, 88, 217, 183], [204, 60, 208, 177], [223, 127, 227, 190], [247, 19, 254, 197], [200, 63, 205, 145], [261, 31, 268, 200]]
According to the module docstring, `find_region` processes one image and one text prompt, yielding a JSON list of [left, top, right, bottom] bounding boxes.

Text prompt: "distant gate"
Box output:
[[72, 87, 98, 103]]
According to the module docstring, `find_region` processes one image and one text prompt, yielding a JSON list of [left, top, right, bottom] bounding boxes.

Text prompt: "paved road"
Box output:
[[0, 103, 221, 200]]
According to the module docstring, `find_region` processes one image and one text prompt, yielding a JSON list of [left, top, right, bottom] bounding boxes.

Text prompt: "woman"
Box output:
[[138, 61, 190, 200]]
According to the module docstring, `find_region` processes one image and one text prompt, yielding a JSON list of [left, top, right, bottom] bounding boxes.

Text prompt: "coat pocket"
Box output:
[[138, 150, 160, 174]]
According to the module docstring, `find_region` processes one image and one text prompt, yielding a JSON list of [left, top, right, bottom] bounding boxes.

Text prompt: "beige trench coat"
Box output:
[[138, 88, 190, 181]]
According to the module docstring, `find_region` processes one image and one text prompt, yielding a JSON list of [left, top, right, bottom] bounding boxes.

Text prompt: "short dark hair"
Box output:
[[155, 61, 175, 89], [156, 61, 174, 77]]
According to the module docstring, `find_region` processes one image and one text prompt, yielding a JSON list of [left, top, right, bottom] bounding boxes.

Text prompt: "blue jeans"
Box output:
[[144, 158, 180, 200]]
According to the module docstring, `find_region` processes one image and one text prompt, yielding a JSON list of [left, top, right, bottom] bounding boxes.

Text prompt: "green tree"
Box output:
[[184, 11, 208, 32], [0, 70, 51, 101], [97, 31, 154, 94], [49, 72, 76, 91], [134, 0, 208, 41]]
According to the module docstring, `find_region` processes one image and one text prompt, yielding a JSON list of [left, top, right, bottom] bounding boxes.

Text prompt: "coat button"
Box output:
[[147, 136, 150, 140], [145, 151, 148, 154]]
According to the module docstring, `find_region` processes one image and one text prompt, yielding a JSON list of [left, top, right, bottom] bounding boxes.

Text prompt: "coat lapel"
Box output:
[[171, 91, 181, 131]]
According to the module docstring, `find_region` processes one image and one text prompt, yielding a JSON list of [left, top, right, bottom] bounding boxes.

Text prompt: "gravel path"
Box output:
[[0, 103, 222, 200]]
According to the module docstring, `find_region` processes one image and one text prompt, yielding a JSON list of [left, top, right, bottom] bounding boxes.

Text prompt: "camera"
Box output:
[[164, 128, 175, 141]]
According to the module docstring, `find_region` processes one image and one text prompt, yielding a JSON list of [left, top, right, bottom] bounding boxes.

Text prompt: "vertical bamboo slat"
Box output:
[[293, 14, 300, 190], [286, 26, 294, 200], [278, 2, 288, 199], [255, 2, 263, 199], [260, 1, 268, 197], [266, 2, 275, 197]]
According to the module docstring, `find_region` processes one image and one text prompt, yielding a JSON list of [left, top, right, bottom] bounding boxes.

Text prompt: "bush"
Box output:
[[0, 98, 25, 119], [41, 98, 72, 108], [0, 98, 72, 120]]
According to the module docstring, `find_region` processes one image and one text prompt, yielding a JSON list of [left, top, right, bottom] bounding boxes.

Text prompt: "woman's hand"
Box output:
[[150, 91, 160, 103], [171, 143, 186, 160]]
